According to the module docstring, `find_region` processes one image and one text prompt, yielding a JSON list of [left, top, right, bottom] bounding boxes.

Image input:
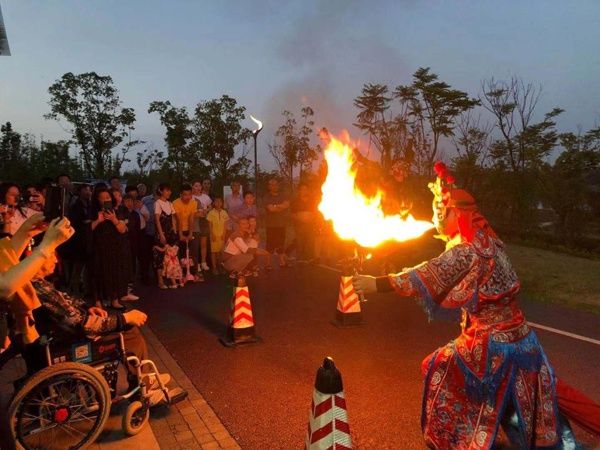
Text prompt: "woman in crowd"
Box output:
[[154, 183, 177, 289], [23, 184, 45, 213], [90, 186, 130, 310], [0, 182, 37, 237]]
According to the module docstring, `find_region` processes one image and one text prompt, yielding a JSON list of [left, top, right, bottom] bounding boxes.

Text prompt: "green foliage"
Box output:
[[148, 100, 196, 180], [354, 83, 413, 169], [29, 140, 83, 181], [542, 128, 600, 242], [269, 106, 321, 191], [396, 67, 479, 174], [45, 72, 139, 178], [0, 122, 29, 181], [150, 95, 251, 192], [193, 95, 252, 190], [0, 122, 83, 183], [480, 77, 563, 235]]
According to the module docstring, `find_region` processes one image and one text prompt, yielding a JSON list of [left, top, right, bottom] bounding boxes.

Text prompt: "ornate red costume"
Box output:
[[374, 163, 588, 449]]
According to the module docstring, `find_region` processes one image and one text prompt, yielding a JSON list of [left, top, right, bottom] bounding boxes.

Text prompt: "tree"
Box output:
[[0, 122, 28, 180], [133, 145, 165, 178], [29, 140, 83, 181], [148, 100, 196, 180], [150, 96, 251, 188], [543, 127, 600, 242], [354, 84, 412, 169], [269, 106, 321, 190], [481, 76, 563, 234], [396, 67, 479, 174], [193, 95, 252, 189], [452, 111, 492, 193], [45, 72, 138, 178]]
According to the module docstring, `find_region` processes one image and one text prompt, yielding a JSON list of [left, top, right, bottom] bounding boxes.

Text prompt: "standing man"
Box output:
[[137, 183, 148, 198], [109, 176, 123, 194], [173, 184, 202, 282], [224, 180, 244, 233], [263, 178, 290, 269], [238, 191, 258, 220], [287, 183, 318, 263], [192, 180, 212, 272]]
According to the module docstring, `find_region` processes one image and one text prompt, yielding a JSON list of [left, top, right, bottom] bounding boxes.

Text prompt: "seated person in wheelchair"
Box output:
[[26, 249, 171, 391]]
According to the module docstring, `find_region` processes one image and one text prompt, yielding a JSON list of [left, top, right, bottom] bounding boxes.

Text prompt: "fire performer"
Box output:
[[353, 162, 598, 449]]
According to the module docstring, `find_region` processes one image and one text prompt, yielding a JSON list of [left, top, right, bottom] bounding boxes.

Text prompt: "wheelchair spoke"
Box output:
[[14, 367, 110, 450]]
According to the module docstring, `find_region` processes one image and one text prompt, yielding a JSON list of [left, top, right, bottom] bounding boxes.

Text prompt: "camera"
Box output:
[[43, 185, 68, 222]]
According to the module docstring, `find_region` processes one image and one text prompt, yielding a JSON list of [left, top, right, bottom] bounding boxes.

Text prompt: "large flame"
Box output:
[[318, 136, 433, 248]]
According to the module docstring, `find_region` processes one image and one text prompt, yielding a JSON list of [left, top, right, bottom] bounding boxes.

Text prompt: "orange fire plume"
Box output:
[[318, 135, 433, 248]]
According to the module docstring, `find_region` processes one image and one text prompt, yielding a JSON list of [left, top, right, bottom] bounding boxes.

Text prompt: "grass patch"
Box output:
[[506, 244, 600, 313]]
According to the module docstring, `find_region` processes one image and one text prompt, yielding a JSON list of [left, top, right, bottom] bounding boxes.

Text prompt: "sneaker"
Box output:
[[201, 262, 210, 271], [121, 293, 139, 301]]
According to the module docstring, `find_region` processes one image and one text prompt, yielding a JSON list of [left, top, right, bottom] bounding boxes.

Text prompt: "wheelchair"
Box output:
[[1, 331, 187, 450]]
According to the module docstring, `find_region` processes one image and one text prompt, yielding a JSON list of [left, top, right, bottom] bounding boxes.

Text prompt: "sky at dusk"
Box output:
[[1, 0, 599, 170]]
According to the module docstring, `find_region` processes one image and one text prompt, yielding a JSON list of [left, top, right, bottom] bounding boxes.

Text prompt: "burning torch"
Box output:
[[341, 246, 372, 303], [250, 115, 263, 191]]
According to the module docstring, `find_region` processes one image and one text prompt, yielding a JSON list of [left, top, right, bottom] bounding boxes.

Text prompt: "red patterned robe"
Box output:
[[386, 231, 574, 449]]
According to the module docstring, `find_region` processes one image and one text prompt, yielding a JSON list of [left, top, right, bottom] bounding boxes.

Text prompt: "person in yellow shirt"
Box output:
[[172, 184, 202, 282], [206, 197, 229, 275]]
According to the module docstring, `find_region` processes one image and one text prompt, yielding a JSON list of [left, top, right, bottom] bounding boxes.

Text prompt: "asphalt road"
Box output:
[[138, 263, 600, 449]]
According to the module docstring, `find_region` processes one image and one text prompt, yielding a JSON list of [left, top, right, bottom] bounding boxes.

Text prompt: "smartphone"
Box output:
[[102, 201, 114, 212], [43, 186, 67, 222]]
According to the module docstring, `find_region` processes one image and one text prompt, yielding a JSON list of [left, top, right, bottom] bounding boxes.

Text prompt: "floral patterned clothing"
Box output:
[[162, 244, 182, 280], [31, 279, 126, 341], [385, 231, 574, 449]]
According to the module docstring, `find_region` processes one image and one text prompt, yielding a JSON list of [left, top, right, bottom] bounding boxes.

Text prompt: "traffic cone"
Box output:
[[219, 276, 261, 347], [332, 274, 364, 327], [305, 357, 352, 449]]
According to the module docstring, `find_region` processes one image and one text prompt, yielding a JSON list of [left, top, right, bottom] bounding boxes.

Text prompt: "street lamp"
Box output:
[[250, 115, 263, 191]]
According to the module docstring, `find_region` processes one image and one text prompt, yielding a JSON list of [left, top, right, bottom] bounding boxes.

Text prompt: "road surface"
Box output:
[[138, 262, 600, 449]]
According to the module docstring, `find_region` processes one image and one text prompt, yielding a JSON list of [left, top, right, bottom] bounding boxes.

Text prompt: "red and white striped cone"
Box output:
[[220, 277, 261, 347], [305, 357, 352, 449], [332, 275, 364, 327]]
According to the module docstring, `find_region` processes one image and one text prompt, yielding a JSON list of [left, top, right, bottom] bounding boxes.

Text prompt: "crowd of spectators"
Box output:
[[0, 175, 328, 309], [0, 172, 332, 447]]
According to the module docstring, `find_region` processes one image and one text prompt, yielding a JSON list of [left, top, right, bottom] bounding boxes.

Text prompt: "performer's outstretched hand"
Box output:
[[353, 274, 377, 295]]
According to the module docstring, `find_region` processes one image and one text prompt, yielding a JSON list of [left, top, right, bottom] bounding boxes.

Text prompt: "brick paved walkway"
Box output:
[[141, 326, 241, 450]]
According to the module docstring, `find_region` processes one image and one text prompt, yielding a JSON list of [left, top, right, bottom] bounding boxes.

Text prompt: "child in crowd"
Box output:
[[162, 240, 184, 288], [246, 216, 262, 276], [206, 197, 229, 275]]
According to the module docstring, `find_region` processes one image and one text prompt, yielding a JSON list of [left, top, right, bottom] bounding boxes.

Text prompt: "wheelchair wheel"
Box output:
[[122, 400, 149, 436], [8, 362, 111, 450]]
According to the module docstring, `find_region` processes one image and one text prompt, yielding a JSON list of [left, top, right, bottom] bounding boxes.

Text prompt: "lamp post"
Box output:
[[250, 115, 263, 191]]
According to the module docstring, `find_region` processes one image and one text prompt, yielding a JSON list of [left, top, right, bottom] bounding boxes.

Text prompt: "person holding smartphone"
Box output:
[[0, 182, 37, 237], [90, 186, 129, 310]]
